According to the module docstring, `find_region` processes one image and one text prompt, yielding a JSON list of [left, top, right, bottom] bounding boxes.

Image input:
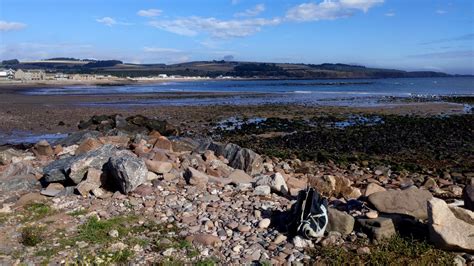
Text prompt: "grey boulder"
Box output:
[[368, 187, 432, 220], [326, 207, 355, 235], [463, 184, 474, 211], [428, 197, 474, 252], [108, 151, 148, 194], [43, 144, 117, 184]]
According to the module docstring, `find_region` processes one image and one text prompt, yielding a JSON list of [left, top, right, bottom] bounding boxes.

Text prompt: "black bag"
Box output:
[[288, 187, 329, 238]]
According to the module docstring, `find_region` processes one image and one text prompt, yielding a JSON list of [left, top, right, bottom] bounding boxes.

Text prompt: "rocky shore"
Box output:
[[0, 114, 473, 265]]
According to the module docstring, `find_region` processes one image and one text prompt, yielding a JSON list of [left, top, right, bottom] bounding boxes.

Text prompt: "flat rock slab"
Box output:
[[368, 188, 432, 220], [43, 144, 118, 184], [327, 207, 355, 235], [357, 217, 396, 241], [428, 198, 474, 252]]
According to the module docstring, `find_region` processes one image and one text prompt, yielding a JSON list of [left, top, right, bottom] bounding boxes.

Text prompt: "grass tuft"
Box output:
[[21, 226, 43, 246]]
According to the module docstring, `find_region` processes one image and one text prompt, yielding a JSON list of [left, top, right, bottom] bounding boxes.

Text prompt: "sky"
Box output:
[[0, 0, 473, 74]]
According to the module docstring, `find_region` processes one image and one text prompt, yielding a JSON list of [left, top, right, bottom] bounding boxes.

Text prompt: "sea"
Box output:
[[23, 77, 474, 107]]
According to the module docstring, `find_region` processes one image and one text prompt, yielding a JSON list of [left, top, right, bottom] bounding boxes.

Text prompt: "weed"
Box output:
[[310, 235, 454, 265], [69, 209, 88, 217], [76, 215, 138, 244], [23, 203, 54, 221], [21, 226, 43, 246]]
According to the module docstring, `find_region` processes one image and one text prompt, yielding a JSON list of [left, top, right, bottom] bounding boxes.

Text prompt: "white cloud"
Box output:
[[149, 17, 281, 38], [436, 9, 447, 15], [144, 47, 182, 53], [137, 9, 162, 17], [385, 12, 395, 17], [96, 17, 132, 26], [96, 17, 117, 26], [286, 0, 383, 22], [0, 42, 94, 60], [235, 4, 265, 17], [0, 21, 26, 31]]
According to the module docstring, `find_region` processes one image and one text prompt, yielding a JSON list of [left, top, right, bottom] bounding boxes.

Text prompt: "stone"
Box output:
[[147, 171, 159, 181], [98, 136, 130, 147], [0, 173, 39, 193], [227, 169, 253, 185], [357, 247, 371, 255], [34, 140, 54, 156], [258, 218, 271, 229], [108, 229, 119, 238], [364, 183, 386, 197], [0, 148, 25, 165], [41, 183, 65, 197], [153, 136, 173, 151], [238, 225, 251, 232], [286, 176, 307, 196], [357, 217, 396, 241], [428, 197, 474, 252], [273, 234, 287, 245], [255, 173, 288, 194], [76, 181, 97, 196], [368, 188, 433, 220], [108, 151, 148, 194], [326, 207, 355, 235], [345, 187, 362, 199], [75, 138, 103, 155], [463, 184, 474, 211], [366, 211, 379, 219], [254, 185, 271, 196], [15, 192, 46, 208], [186, 234, 222, 247], [184, 167, 209, 187], [145, 160, 172, 174], [206, 142, 263, 175], [43, 144, 118, 184]]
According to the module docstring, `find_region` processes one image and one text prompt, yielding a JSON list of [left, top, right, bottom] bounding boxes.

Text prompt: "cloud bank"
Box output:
[[0, 21, 26, 31]]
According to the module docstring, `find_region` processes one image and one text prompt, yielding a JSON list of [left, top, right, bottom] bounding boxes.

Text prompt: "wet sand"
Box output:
[[0, 83, 468, 136]]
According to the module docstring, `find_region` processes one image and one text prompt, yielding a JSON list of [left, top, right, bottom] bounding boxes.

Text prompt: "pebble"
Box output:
[[258, 218, 271, 229], [366, 210, 378, 219], [108, 229, 119, 238], [238, 225, 251, 232], [273, 234, 287, 245]]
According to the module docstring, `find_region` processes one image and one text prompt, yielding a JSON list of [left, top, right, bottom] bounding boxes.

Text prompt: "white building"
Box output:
[[0, 69, 15, 80]]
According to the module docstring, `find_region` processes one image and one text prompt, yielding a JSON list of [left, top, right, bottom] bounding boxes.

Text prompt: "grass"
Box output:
[[310, 235, 454, 265], [21, 226, 43, 246], [69, 209, 88, 217], [76, 215, 138, 244], [22, 203, 54, 222]]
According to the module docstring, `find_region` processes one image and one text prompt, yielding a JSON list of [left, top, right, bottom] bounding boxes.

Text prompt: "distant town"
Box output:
[[0, 58, 462, 86], [0, 67, 224, 84]]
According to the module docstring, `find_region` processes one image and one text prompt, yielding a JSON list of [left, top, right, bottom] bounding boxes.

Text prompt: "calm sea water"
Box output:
[[23, 77, 474, 107]]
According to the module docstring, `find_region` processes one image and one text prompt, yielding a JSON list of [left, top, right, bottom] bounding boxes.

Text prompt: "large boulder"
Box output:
[[326, 208, 355, 235], [108, 151, 148, 194], [43, 144, 118, 184], [254, 173, 288, 194], [463, 184, 474, 211], [357, 217, 396, 241], [311, 174, 360, 199], [368, 188, 433, 220], [33, 140, 54, 157], [428, 197, 474, 252], [206, 142, 263, 175]]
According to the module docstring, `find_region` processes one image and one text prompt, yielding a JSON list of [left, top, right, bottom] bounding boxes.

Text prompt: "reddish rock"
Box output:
[[186, 234, 222, 247], [34, 140, 54, 157], [145, 159, 173, 174], [153, 136, 173, 151], [98, 136, 130, 147], [76, 138, 103, 155]]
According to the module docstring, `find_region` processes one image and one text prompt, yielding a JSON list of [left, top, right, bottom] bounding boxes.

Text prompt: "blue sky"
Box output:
[[0, 0, 473, 74]]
